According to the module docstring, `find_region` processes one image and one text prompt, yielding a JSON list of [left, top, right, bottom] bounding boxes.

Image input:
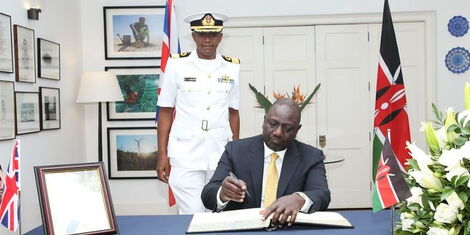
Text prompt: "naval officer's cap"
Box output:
[[184, 12, 229, 33]]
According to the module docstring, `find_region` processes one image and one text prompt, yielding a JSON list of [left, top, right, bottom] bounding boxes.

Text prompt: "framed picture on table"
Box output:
[[34, 162, 118, 235], [14, 25, 35, 83], [15, 91, 40, 135], [105, 66, 160, 121], [103, 6, 165, 59], [0, 81, 15, 140], [38, 38, 60, 80], [39, 87, 61, 130], [107, 127, 157, 179], [0, 13, 13, 73]]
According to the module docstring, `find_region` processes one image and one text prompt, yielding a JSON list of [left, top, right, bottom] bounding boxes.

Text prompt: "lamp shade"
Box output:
[[76, 71, 124, 103]]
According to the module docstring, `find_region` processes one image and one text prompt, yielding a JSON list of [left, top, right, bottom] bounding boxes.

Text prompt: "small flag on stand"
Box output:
[[372, 138, 411, 212], [0, 139, 21, 231]]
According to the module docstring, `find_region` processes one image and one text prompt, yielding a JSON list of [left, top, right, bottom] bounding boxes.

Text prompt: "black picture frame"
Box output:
[[14, 91, 40, 135], [13, 25, 35, 83], [39, 87, 61, 130], [38, 38, 60, 80], [34, 162, 118, 235], [107, 127, 157, 179], [0, 80, 15, 140], [105, 66, 160, 121], [103, 6, 165, 60], [0, 13, 13, 73]]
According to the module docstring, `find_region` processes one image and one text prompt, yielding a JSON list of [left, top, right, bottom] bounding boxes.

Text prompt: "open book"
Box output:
[[186, 208, 353, 233]]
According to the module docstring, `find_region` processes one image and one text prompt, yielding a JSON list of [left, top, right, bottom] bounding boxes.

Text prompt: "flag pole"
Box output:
[[386, 129, 395, 234], [17, 137, 21, 235]]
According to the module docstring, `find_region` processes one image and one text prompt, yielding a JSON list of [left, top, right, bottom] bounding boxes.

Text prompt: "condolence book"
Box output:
[[186, 208, 354, 233]]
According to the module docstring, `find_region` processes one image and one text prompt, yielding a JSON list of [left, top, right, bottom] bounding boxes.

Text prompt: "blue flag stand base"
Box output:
[[391, 206, 396, 234]]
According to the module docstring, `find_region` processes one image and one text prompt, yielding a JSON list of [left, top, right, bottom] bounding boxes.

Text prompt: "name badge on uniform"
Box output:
[[218, 74, 233, 84], [184, 77, 197, 82]]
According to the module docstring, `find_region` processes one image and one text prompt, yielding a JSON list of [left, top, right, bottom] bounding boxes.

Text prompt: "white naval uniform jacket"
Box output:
[[157, 50, 240, 170]]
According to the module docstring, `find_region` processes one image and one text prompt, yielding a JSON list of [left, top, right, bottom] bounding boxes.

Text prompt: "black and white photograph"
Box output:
[[14, 25, 35, 83], [0, 81, 15, 140], [107, 127, 157, 179], [103, 6, 165, 59], [0, 13, 13, 73], [40, 87, 61, 130], [38, 38, 60, 80], [15, 91, 40, 134]]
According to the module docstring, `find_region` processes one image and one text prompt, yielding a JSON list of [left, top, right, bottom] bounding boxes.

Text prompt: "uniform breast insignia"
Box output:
[[218, 74, 234, 84], [170, 52, 191, 59], [222, 55, 240, 64], [184, 77, 197, 82]]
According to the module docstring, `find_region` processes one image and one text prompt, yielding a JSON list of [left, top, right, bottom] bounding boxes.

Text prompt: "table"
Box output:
[[25, 209, 393, 234]]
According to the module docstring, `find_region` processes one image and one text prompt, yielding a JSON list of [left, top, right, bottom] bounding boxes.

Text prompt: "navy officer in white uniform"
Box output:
[[156, 12, 241, 214]]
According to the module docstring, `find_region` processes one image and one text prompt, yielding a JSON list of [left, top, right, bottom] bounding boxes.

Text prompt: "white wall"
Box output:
[[1, 0, 469, 233], [0, 0, 84, 234]]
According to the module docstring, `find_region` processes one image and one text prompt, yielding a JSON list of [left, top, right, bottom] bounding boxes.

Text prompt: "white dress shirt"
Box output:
[[216, 143, 313, 212]]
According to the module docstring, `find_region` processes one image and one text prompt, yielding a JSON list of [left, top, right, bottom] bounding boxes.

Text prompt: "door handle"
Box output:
[[319, 135, 326, 148]]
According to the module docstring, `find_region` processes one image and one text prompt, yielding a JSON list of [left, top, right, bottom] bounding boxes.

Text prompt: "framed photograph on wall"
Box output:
[[39, 87, 61, 130], [107, 127, 157, 179], [0, 81, 15, 140], [103, 6, 165, 60], [15, 91, 40, 135], [0, 13, 13, 73], [14, 25, 35, 83], [105, 66, 160, 121], [34, 162, 118, 235], [38, 38, 60, 80]]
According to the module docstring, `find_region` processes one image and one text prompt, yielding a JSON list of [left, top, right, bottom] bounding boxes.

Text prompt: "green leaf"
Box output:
[[408, 159, 421, 171], [455, 175, 469, 188], [432, 103, 443, 123], [447, 124, 460, 133], [454, 136, 468, 146], [248, 83, 272, 113], [440, 188, 455, 201], [458, 191, 468, 203], [299, 83, 321, 112], [465, 221, 470, 235]]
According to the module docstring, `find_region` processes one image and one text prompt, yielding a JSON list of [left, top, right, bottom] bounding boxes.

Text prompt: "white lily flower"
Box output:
[[445, 165, 469, 182], [427, 227, 450, 235], [407, 142, 442, 190], [457, 110, 470, 127], [460, 141, 470, 159], [446, 192, 465, 210], [435, 126, 448, 148], [439, 148, 465, 169], [400, 213, 414, 231]]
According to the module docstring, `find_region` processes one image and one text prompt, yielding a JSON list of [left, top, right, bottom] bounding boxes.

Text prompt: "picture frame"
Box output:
[[0, 13, 13, 73], [38, 38, 60, 80], [103, 6, 165, 60], [105, 66, 160, 121], [107, 127, 157, 179], [39, 87, 61, 130], [15, 91, 40, 135], [0, 81, 15, 140], [13, 25, 35, 83], [34, 162, 118, 235]]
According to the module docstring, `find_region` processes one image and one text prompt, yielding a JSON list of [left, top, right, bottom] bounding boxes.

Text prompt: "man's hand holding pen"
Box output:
[[220, 172, 250, 203]]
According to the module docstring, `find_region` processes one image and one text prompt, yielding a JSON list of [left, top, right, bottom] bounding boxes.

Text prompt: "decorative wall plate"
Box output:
[[448, 16, 469, 37], [445, 47, 470, 74]]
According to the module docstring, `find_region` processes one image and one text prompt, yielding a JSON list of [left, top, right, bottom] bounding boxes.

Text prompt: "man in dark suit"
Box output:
[[201, 98, 330, 227]]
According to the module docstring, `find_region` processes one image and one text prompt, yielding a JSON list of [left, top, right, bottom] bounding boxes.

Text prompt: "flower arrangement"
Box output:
[[248, 83, 321, 113], [396, 83, 470, 235]]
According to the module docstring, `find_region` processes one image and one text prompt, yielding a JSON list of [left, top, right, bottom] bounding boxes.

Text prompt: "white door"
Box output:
[[315, 24, 372, 208], [316, 22, 427, 208]]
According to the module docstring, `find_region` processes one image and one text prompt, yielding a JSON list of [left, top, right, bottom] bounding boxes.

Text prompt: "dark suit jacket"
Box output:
[[201, 135, 330, 213]]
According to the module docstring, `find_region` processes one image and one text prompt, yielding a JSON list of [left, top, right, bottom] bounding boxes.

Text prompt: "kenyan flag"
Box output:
[[372, 0, 411, 180], [372, 138, 411, 212]]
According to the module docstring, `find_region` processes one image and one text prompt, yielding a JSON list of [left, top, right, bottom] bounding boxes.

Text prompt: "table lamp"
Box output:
[[76, 71, 124, 161]]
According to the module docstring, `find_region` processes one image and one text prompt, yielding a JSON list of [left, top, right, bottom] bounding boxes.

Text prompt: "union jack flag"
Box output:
[[157, 0, 180, 207], [0, 139, 21, 232]]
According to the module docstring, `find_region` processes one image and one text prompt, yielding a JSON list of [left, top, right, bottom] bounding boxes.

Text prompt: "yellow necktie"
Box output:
[[264, 152, 279, 207]]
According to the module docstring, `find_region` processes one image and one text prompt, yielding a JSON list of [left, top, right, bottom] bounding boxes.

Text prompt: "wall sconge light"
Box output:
[[27, 8, 41, 20]]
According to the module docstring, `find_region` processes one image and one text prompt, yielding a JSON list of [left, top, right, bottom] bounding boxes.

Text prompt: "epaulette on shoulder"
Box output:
[[170, 52, 191, 59], [222, 55, 240, 64]]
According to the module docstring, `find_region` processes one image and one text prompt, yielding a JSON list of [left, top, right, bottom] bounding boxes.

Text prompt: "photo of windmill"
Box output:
[[115, 134, 157, 171]]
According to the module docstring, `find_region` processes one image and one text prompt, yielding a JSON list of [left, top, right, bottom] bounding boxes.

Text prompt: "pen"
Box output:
[[229, 171, 251, 198]]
